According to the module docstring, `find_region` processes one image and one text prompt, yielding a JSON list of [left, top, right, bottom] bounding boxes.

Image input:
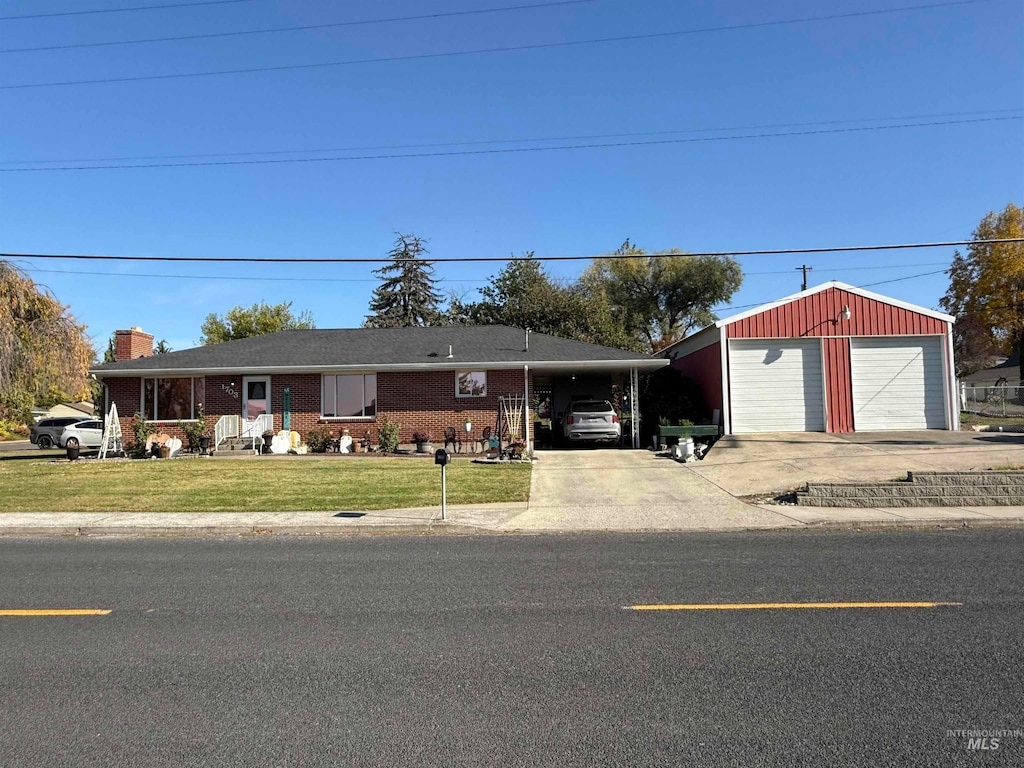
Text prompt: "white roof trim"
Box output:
[[660, 325, 719, 358], [713, 280, 954, 327], [91, 358, 668, 378]]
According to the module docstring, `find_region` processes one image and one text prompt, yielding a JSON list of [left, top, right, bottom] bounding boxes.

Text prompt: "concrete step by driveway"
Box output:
[[908, 471, 1024, 486], [803, 483, 1024, 499]]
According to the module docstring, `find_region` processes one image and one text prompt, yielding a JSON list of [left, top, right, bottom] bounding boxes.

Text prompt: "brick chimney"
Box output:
[[114, 327, 154, 361]]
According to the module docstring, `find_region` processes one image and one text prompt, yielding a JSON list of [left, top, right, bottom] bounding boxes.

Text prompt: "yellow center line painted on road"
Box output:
[[627, 601, 962, 611], [0, 609, 111, 616]]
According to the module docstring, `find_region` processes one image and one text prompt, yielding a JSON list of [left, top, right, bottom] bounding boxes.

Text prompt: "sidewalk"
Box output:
[[2, 502, 1022, 536]]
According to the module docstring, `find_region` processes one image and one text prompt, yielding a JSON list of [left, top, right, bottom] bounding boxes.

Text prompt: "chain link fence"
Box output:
[[961, 385, 1024, 418]]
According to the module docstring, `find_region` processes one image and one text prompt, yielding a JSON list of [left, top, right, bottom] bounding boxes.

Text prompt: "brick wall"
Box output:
[[104, 368, 535, 448], [114, 328, 153, 361]]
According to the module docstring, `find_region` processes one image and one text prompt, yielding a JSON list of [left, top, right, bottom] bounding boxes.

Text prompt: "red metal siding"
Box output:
[[823, 337, 853, 433], [670, 340, 722, 419], [726, 287, 946, 339]]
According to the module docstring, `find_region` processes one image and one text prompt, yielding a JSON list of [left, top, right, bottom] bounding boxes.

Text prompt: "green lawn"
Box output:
[[960, 411, 1024, 427], [0, 456, 531, 513]]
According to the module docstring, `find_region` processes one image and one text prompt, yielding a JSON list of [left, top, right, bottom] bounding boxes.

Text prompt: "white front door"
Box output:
[[242, 376, 271, 433]]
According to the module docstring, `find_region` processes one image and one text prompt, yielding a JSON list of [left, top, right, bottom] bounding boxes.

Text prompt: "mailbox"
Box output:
[[434, 448, 451, 466]]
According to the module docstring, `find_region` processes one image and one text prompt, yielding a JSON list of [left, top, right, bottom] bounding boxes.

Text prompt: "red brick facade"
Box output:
[[104, 368, 534, 448], [114, 328, 154, 361]]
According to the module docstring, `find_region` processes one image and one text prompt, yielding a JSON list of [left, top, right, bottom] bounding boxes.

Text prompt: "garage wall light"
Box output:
[[834, 305, 851, 325]]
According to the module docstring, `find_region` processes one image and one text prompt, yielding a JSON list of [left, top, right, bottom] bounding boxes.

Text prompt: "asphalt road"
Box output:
[[1, 531, 1021, 767]]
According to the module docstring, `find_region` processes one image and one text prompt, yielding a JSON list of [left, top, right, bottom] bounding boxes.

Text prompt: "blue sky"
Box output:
[[1, 0, 1021, 354]]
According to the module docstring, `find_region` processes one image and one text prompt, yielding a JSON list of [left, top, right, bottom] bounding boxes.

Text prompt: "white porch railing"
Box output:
[[241, 413, 274, 454], [214, 415, 239, 451]]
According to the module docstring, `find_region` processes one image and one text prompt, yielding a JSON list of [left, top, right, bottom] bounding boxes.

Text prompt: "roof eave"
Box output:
[[91, 358, 668, 378], [713, 280, 955, 327]]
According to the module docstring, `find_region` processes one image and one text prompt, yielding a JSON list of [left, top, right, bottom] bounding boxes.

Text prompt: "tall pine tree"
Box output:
[[365, 233, 442, 327]]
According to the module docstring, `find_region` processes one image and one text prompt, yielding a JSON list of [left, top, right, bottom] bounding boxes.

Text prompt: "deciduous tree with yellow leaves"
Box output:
[[941, 203, 1024, 379], [0, 261, 93, 423]]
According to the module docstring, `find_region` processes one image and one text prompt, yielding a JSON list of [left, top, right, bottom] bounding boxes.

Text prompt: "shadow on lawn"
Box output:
[[0, 450, 99, 462]]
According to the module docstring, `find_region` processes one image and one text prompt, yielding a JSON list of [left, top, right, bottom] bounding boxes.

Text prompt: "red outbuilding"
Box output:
[[663, 281, 958, 434]]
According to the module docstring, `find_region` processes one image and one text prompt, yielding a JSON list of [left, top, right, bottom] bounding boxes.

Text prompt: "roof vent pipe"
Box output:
[[447, 345, 453, 359], [525, 328, 531, 352]]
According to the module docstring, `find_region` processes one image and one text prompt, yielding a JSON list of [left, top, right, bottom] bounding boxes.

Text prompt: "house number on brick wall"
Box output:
[[221, 383, 239, 399]]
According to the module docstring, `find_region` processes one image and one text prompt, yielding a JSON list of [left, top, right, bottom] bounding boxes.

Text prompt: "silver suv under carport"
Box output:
[[563, 400, 621, 444]]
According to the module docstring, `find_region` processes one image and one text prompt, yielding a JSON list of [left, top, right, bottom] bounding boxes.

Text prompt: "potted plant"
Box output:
[[262, 429, 275, 455], [412, 430, 433, 454], [507, 435, 527, 459]]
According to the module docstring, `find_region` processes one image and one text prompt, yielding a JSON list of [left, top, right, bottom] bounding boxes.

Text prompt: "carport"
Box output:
[[528, 363, 660, 449], [663, 281, 958, 435]]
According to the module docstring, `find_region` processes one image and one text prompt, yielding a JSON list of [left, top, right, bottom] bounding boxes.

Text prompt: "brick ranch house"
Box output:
[[91, 326, 668, 450]]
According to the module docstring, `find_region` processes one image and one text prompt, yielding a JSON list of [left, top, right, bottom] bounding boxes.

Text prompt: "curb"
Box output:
[[3, 519, 1024, 537], [797, 517, 1024, 531], [0, 523, 490, 538]]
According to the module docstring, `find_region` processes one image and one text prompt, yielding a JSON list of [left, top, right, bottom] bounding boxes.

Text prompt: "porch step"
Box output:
[[216, 437, 260, 452]]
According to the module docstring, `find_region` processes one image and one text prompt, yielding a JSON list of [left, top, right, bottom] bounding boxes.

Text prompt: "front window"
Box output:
[[456, 371, 487, 398], [322, 374, 376, 418], [141, 377, 204, 421]]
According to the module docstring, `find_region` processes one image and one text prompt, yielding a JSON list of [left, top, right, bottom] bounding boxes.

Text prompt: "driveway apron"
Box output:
[[499, 450, 797, 531]]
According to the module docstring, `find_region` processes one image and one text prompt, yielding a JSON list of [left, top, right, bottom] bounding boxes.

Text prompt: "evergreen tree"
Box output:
[[365, 234, 442, 328]]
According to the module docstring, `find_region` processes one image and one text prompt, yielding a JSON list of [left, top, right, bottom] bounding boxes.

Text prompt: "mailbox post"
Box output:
[[434, 449, 451, 520]]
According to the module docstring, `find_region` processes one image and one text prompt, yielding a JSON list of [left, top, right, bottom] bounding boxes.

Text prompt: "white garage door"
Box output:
[[850, 336, 947, 430], [729, 339, 825, 433]]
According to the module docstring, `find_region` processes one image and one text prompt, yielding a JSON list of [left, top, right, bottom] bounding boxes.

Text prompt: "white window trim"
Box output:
[[321, 373, 377, 419], [455, 370, 488, 398]]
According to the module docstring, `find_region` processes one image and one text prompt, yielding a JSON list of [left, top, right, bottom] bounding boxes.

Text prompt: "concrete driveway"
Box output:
[[500, 449, 796, 531], [690, 431, 1024, 496]]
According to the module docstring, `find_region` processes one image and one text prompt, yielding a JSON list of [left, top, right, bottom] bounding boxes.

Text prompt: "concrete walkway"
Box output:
[[691, 431, 1024, 496]]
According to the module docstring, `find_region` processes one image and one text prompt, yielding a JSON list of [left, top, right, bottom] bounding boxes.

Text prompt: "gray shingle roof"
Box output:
[[92, 326, 665, 375]]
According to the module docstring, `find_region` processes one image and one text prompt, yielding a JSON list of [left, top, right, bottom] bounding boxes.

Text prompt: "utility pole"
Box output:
[[797, 265, 812, 291]]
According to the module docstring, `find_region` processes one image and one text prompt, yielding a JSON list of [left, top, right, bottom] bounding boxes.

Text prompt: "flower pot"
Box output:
[[416, 442, 432, 454], [352, 442, 361, 453], [66, 445, 80, 461], [198, 436, 211, 454], [158, 445, 171, 459]]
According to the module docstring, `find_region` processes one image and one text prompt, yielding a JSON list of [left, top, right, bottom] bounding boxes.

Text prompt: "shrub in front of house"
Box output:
[[129, 412, 155, 458], [306, 426, 333, 453], [377, 416, 400, 454]]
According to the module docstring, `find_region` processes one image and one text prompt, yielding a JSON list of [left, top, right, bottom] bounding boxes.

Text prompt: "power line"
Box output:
[[20, 260, 956, 283], [0, 0, 594, 53], [0, 0, 995, 89], [2, 116, 1017, 172], [715, 269, 952, 313], [3, 108, 1018, 166], [0, 0, 255, 21], [4, 238, 1021, 265], [747, 261, 952, 276], [858, 268, 949, 287], [20, 266, 489, 284]]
